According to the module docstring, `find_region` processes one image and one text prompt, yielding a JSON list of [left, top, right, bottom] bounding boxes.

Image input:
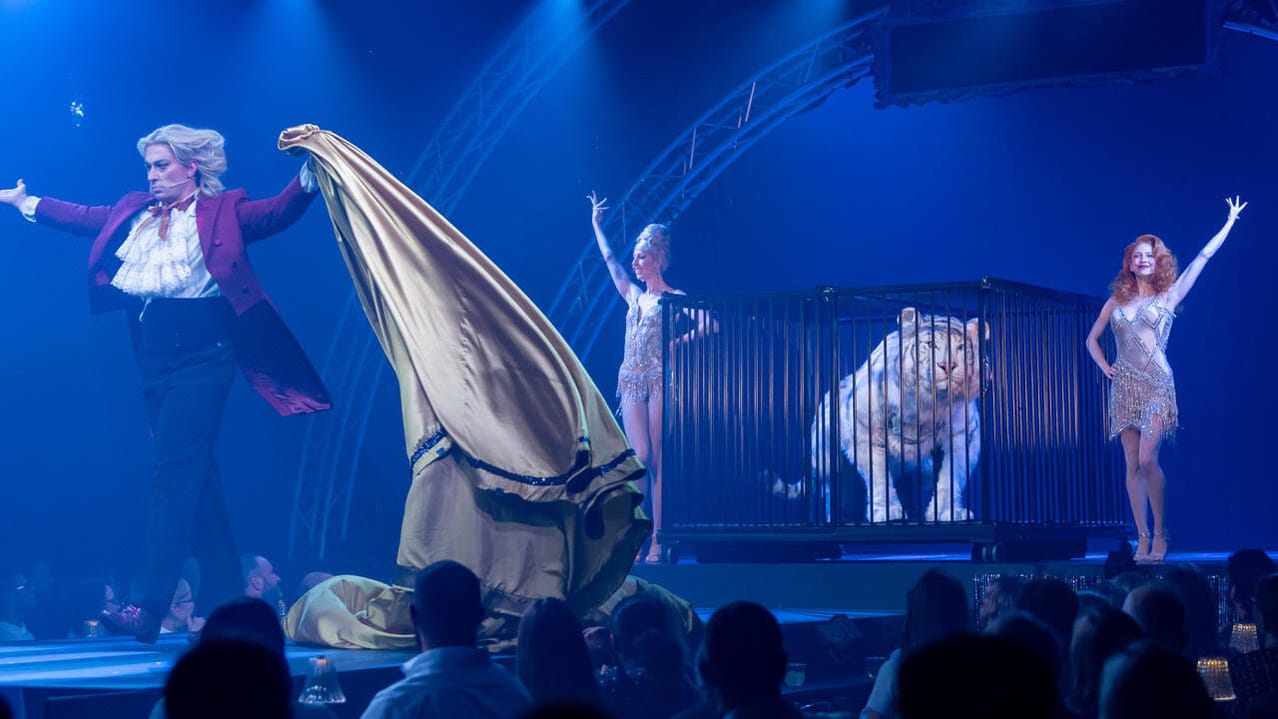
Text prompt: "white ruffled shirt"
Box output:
[[19, 163, 318, 299], [110, 193, 218, 298]]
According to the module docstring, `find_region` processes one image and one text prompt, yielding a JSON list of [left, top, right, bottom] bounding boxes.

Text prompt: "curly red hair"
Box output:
[[1110, 234, 1178, 305]]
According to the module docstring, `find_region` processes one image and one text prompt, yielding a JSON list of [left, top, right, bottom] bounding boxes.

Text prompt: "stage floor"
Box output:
[[0, 635, 414, 692], [0, 635, 415, 719]]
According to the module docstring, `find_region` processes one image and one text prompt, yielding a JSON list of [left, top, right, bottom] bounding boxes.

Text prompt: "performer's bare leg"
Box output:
[[620, 396, 654, 561], [1139, 418, 1168, 561], [646, 390, 664, 564], [1119, 428, 1149, 558], [620, 396, 650, 466]]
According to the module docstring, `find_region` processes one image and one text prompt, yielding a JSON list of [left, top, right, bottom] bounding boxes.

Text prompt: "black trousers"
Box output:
[[128, 298, 242, 617]]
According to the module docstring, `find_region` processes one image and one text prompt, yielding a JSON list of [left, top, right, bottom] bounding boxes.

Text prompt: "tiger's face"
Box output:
[[897, 309, 986, 400]]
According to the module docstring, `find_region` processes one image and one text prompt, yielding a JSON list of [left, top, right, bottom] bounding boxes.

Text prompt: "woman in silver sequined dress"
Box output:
[[589, 191, 683, 563], [1086, 197, 1246, 562]]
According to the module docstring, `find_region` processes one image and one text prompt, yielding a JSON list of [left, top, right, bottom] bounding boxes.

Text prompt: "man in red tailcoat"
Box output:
[[0, 124, 329, 642]]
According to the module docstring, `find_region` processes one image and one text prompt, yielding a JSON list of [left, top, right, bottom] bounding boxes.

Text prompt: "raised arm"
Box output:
[[1085, 297, 1117, 379], [1167, 196, 1246, 306], [236, 174, 319, 244], [588, 191, 637, 301]]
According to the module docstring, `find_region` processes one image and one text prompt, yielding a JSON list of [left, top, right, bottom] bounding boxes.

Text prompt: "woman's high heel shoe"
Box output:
[[1134, 531, 1152, 561], [635, 543, 661, 565], [644, 543, 662, 564], [1147, 531, 1169, 563]]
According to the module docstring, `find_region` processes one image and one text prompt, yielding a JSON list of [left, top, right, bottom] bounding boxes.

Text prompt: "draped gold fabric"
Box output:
[[278, 125, 650, 648]]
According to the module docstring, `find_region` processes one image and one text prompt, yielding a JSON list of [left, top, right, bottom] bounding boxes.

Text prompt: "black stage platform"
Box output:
[[631, 546, 1234, 613], [629, 547, 1241, 713], [0, 548, 1241, 719]]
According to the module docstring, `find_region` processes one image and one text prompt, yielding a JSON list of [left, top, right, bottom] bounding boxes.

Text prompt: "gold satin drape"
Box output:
[[278, 125, 650, 649]]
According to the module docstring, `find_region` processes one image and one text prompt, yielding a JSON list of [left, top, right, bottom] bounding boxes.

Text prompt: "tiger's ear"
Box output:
[[965, 317, 990, 341], [898, 307, 918, 329]]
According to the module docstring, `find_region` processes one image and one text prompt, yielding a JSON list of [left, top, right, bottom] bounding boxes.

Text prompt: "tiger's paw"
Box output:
[[926, 506, 974, 522], [768, 473, 803, 500], [868, 503, 907, 524]]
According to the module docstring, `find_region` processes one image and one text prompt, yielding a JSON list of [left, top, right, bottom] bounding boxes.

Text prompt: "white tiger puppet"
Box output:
[[811, 307, 989, 523]]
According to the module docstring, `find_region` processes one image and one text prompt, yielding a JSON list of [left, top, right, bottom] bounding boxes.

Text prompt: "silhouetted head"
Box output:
[[1122, 584, 1187, 652], [1228, 550, 1277, 621], [1099, 641, 1211, 719], [1162, 565, 1219, 658], [899, 634, 1057, 719], [412, 560, 484, 649], [698, 601, 786, 710], [986, 609, 1063, 680], [165, 639, 292, 719], [611, 592, 684, 666], [1018, 578, 1080, 650], [904, 569, 970, 652], [200, 596, 286, 655], [1067, 606, 1143, 717], [517, 598, 600, 707]]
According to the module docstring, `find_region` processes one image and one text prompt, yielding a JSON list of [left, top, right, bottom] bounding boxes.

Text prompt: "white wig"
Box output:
[[137, 124, 228, 197]]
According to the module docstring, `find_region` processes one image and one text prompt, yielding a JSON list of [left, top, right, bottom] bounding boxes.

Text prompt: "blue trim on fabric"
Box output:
[[409, 428, 450, 465], [408, 428, 637, 492]]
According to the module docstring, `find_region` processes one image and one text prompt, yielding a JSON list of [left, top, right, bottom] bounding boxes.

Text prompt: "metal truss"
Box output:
[[547, 9, 886, 362], [288, 0, 633, 560], [1224, 0, 1278, 39]]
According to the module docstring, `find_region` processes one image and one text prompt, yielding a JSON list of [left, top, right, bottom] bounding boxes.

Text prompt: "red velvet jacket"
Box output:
[[34, 177, 331, 416]]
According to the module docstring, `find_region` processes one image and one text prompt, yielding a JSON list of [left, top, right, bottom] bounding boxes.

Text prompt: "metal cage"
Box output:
[[660, 278, 1127, 548]]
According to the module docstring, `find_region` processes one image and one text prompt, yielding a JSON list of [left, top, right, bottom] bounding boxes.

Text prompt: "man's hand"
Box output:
[[0, 179, 28, 208]]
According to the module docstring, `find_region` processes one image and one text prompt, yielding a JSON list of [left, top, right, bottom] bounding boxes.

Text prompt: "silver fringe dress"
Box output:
[[617, 290, 667, 403], [1108, 295, 1179, 439]]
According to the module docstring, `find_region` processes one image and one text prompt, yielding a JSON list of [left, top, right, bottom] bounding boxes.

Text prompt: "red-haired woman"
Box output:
[[1086, 197, 1246, 562]]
